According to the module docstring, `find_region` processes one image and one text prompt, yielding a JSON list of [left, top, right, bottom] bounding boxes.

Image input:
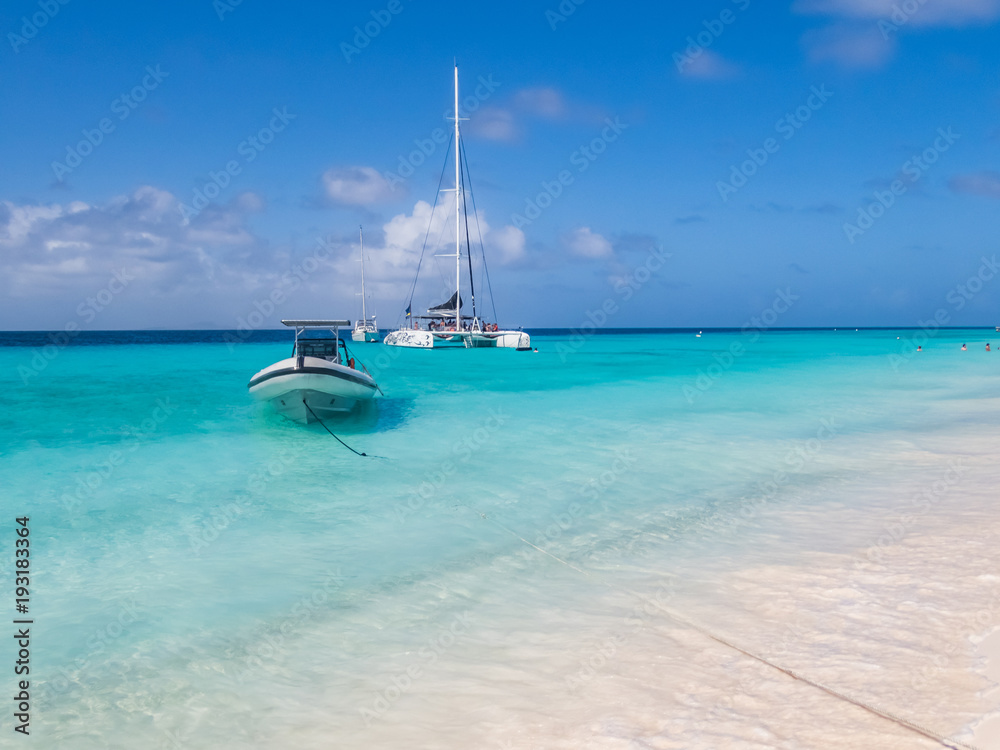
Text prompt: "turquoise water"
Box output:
[[2, 329, 998, 748]]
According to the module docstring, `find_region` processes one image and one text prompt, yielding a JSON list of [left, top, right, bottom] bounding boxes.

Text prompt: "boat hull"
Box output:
[[248, 356, 377, 423], [384, 330, 435, 348], [468, 331, 531, 350], [351, 329, 381, 343], [384, 329, 530, 350]]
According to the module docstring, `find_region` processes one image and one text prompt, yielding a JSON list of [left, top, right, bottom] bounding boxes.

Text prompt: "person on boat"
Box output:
[[348, 357, 355, 369], [961, 343, 967, 351]]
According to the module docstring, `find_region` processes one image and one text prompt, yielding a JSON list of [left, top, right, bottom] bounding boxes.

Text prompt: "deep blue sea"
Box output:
[[2, 328, 999, 749]]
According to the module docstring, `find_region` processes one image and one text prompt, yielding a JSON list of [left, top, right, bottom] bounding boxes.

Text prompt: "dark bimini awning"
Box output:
[[426, 292, 462, 317]]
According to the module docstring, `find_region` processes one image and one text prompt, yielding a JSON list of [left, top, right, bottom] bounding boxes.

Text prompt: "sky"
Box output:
[[1, 0, 999, 330]]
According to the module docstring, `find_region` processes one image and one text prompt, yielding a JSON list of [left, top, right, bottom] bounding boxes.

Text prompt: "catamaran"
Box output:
[[248, 320, 378, 423], [384, 66, 530, 351], [352, 226, 380, 343]]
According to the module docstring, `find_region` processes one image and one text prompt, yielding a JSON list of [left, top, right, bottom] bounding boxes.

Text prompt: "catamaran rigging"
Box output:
[[384, 65, 529, 351]]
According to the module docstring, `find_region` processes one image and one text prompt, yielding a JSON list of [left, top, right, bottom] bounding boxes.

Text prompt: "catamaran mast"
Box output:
[[454, 64, 461, 332], [359, 225, 367, 325]]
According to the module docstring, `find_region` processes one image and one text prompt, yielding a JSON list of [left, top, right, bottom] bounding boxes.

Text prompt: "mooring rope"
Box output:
[[460, 502, 979, 750], [302, 400, 384, 459]]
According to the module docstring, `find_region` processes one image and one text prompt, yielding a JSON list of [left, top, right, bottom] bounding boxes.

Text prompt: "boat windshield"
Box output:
[[295, 338, 340, 362]]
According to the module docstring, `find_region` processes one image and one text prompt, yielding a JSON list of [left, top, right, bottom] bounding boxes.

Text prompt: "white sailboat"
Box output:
[[384, 65, 530, 352], [248, 320, 378, 423], [352, 226, 380, 343]]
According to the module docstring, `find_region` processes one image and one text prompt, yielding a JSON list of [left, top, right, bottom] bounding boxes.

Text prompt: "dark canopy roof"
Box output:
[[426, 292, 463, 318]]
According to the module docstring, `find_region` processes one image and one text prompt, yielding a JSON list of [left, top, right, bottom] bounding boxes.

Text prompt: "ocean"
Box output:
[[2, 328, 998, 749]]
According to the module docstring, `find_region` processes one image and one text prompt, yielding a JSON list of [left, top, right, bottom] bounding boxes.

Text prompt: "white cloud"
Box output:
[[486, 225, 525, 264], [0, 187, 265, 301], [467, 106, 518, 141], [801, 23, 897, 68], [322, 166, 396, 205], [794, 0, 1000, 26], [0, 187, 527, 328], [467, 86, 603, 141], [325, 201, 527, 321], [378, 200, 525, 269], [795, 0, 1000, 70], [563, 227, 612, 259], [2, 202, 65, 243], [678, 50, 742, 80], [513, 87, 567, 119], [949, 171, 1000, 197]]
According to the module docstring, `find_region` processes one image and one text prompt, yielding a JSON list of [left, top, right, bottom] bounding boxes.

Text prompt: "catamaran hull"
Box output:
[[248, 357, 377, 423], [384, 330, 435, 348], [384, 329, 530, 350], [351, 329, 381, 343], [468, 331, 531, 350]]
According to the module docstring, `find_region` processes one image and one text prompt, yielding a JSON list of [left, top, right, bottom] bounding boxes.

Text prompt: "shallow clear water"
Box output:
[[2, 329, 998, 748]]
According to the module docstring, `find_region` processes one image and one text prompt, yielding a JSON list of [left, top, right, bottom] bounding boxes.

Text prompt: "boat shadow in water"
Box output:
[[258, 396, 415, 435], [332, 397, 414, 434]]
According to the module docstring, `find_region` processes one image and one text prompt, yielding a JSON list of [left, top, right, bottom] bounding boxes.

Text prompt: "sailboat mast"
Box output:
[[454, 64, 461, 331], [359, 225, 367, 324]]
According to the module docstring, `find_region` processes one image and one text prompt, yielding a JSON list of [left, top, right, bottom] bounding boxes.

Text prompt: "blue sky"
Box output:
[[1, 0, 999, 330]]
